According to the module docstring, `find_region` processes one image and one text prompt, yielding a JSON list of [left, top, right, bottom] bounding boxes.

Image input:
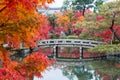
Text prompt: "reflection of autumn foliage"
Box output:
[[95, 70, 120, 80], [93, 60, 120, 80], [58, 47, 80, 58], [39, 47, 53, 56], [39, 47, 107, 59], [83, 49, 106, 58], [95, 71, 111, 80]]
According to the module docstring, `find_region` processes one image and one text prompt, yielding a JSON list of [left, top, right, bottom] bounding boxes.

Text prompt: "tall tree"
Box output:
[[62, 0, 94, 16], [62, 0, 104, 16], [74, 0, 120, 54], [97, 1, 120, 42]]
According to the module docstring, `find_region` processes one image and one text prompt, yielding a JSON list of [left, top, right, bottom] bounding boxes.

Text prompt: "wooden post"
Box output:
[[79, 47, 83, 59], [53, 45, 56, 59], [56, 46, 58, 58]]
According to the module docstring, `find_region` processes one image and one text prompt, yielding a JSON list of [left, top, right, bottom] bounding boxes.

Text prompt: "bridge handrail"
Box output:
[[37, 39, 105, 48]]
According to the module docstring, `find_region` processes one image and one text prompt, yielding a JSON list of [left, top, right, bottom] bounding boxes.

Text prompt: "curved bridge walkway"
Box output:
[[37, 39, 106, 62]]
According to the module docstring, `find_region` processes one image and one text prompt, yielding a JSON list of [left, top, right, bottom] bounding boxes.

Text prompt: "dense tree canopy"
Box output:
[[48, 0, 120, 54], [0, 0, 53, 79], [61, 0, 104, 15]]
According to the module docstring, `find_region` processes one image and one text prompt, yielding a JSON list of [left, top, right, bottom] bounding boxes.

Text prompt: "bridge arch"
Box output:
[[37, 39, 105, 61]]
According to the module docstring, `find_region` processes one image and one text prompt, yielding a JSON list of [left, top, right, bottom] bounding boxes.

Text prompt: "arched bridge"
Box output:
[[37, 39, 104, 48], [37, 39, 106, 62]]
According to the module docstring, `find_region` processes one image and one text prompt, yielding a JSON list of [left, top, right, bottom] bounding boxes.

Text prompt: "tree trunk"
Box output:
[[82, 5, 86, 16], [111, 34, 114, 44], [109, 14, 120, 43]]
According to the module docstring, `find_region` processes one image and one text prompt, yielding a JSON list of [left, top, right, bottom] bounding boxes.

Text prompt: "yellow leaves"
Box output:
[[56, 16, 70, 23], [63, 16, 70, 22], [55, 15, 70, 26], [55, 15, 70, 31]]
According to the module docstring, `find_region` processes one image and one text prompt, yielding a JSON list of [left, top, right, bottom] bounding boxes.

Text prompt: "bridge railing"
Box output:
[[37, 39, 105, 48]]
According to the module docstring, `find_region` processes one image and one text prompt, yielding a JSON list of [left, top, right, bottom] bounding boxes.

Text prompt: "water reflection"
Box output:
[[34, 66, 78, 80], [34, 60, 120, 80], [62, 65, 93, 80], [34, 62, 94, 80]]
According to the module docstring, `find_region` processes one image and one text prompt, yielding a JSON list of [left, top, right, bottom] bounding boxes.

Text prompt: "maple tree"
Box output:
[[51, 9, 86, 38], [0, 0, 53, 79], [55, 10, 71, 33], [75, 1, 120, 42]]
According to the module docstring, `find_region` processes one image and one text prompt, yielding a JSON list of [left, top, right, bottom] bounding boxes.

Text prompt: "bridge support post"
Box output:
[[79, 47, 83, 59], [53, 45, 58, 59]]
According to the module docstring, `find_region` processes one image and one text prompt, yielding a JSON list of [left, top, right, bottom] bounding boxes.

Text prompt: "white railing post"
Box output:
[[53, 45, 56, 59], [79, 47, 83, 59]]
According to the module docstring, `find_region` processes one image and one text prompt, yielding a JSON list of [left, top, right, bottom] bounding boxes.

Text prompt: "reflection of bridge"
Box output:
[[37, 39, 106, 61]]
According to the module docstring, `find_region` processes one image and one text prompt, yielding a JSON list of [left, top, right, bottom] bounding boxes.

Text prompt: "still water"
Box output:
[[34, 46, 120, 80], [34, 61, 120, 80]]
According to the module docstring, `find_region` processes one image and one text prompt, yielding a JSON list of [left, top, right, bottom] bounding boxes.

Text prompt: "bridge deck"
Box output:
[[37, 39, 105, 48]]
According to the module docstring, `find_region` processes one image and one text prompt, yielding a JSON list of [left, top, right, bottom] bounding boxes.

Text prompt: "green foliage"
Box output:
[[97, 0, 120, 25], [63, 35, 79, 39], [94, 0, 104, 12], [78, 32, 102, 41], [47, 14, 57, 26], [49, 33, 59, 39], [89, 61, 120, 77], [61, 0, 71, 11], [74, 12, 108, 32], [62, 0, 104, 12], [62, 0, 95, 11], [71, 0, 94, 10], [89, 44, 120, 54], [62, 65, 93, 80]]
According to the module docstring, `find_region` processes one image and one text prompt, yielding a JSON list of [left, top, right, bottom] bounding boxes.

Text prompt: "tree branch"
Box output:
[[109, 13, 120, 42], [0, 6, 7, 13], [82, 4, 86, 16]]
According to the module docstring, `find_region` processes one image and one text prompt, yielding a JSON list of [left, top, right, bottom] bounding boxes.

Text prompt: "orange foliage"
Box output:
[[53, 9, 85, 36], [0, 0, 53, 79], [55, 10, 71, 31], [16, 52, 51, 79]]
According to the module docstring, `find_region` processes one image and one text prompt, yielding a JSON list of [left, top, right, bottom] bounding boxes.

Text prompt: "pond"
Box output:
[[34, 46, 120, 80], [34, 60, 120, 80]]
